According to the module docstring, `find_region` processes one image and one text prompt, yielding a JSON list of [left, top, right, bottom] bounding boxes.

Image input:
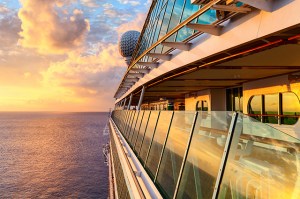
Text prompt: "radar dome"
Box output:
[[119, 30, 140, 65]]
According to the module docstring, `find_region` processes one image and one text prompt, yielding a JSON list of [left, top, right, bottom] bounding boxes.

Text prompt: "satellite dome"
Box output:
[[119, 30, 140, 65]]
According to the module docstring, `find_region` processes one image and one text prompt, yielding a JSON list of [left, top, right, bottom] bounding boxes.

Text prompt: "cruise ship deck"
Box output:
[[109, 0, 300, 198]]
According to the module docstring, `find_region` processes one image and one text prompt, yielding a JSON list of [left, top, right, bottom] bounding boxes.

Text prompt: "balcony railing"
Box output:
[[111, 110, 300, 199]]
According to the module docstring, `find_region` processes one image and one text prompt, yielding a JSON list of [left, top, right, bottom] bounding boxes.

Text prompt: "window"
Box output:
[[282, 92, 300, 125], [196, 100, 208, 111], [248, 95, 262, 121], [226, 87, 243, 112], [248, 92, 300, 125]]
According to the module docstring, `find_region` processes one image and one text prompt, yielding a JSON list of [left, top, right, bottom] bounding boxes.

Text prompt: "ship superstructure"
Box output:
[[108, 0, 300, 198]]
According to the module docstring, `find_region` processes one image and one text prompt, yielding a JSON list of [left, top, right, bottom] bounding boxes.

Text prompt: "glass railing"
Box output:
[[111, 110, 300, 199]]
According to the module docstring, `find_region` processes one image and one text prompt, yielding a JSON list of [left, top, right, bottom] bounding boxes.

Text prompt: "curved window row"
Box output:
[[133, 0, 218, 62], [248, 92, 300, 125]]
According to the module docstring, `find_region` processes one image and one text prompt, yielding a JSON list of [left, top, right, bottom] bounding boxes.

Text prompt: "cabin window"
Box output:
[[282, 92, 300, 125], [248, 92, 300, 125], [226, 87, 243, 112], [196, 100, 208, 111]]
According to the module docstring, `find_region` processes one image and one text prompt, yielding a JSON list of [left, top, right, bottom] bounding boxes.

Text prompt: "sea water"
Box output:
[[0, 112, 109, 198]]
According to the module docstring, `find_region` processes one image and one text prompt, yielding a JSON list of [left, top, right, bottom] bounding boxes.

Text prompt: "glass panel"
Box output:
[[156, 111, 196, 198], [197, 9, 217, 25], [239, 88, 243, 112], [176, 26, 194, 42], [176, 112, 233, 199], [128, 111, 140, 143], [123, 111, 133, 136], [159, 0, 175, 39], [264, 94, 279, 124], [130, 111, 144, 145], [139, 111, 160, 163], [202, 101, 208, 111], [218, 114, 300, 199], [248, 95, 262, 121], [145, 111, 174, 179], [125, 111, 136, 139], [282, 92, 300, 125], [134, 111, 151, 154]]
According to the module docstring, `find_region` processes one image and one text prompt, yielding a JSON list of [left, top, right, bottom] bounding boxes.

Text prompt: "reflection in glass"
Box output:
[[176, 112, 232, 199], [197, 9, 217, 25], [130, 111, 144, 145], [145, 111, 174, 179], [218, 114, 300, 199], [282, 92, 300, 125], [264, 94, 279, 124], [128, 111, 140, 143], [139, 111, 160, 163], [156, 111, 195, 198], [248, 95, 262, 121], [134, 111, 151, 154], [125, 111, 137, 139]]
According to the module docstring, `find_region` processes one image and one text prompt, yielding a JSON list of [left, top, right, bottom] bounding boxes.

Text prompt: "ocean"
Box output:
[[0, 112, 109, 198]]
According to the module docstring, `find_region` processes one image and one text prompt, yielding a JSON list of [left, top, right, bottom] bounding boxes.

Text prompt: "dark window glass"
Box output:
[[226, 87, 243, 112]]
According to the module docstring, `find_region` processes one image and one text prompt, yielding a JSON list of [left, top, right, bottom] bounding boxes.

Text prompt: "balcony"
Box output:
[[111, 110, 300, 199]]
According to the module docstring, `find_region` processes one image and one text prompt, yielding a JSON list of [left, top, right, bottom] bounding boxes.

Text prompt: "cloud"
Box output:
[[81, 0, 101, 7], [117, 12, 146, 36], [0, 4, 9, 14], [118, 0, 141, 6], [42, 43, 125, 89], [0, 12, 21, 49], [18, 0, 90, 54], [0, 0, 150, 111]]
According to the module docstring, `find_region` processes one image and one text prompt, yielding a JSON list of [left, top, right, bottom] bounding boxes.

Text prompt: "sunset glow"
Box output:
[[0, 0, 149, 112]]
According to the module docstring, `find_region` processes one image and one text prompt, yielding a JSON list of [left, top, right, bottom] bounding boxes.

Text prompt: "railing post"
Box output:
[[137, 86, 145, 110], [154, 111, 175, 182], [127, 93, 133, 110], [137, 111, 152, 155], [144, 111, 161, 166], [211, 112, 241, 199], [173, 111, 198, 199], [122, 97, 127, 110]]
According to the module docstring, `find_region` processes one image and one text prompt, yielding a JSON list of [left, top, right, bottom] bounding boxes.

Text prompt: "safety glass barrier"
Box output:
[[145, 111, 174, 179], [134, 111, 151, 154], [139, 111, 160, 164], [218, 114, 300, 199], [111, 111, 300, 199], [155, 111, 196, 198], [175, 111, 233, 199]]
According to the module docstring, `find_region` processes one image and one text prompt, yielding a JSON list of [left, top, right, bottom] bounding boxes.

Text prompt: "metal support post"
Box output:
[[127, 93, 133, 110], [173, 111, 199, 199], [212, 112, 241, 199], [122, 98, 127, 110], [137, 86, 145, 110]]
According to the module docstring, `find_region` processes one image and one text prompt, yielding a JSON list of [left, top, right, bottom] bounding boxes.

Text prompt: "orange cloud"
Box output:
[[18, 0, 90, 54], [0, 2, 148, 112]]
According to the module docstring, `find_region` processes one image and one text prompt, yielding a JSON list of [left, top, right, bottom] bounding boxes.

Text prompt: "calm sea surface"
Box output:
[[0, 112, 109, 198]]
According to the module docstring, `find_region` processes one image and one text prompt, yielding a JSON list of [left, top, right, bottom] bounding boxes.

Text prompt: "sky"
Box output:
[[0, 0, 150, 112]]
